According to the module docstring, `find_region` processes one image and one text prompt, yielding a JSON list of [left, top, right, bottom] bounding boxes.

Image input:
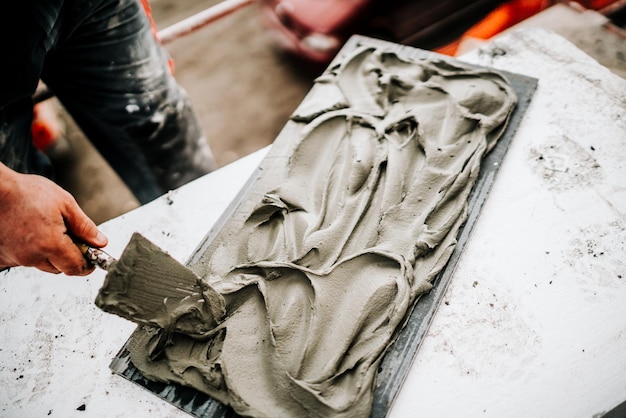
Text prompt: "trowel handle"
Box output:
[[76, 243, 116, 271]]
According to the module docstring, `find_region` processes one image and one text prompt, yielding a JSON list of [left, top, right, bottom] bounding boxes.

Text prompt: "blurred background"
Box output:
[[35, 0, 626, 224]]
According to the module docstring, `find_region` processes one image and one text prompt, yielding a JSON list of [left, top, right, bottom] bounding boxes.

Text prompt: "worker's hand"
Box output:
[[0, 163, 108, 275]]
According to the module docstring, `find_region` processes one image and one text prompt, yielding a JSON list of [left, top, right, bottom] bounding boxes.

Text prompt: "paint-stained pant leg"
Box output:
[[41, 0, 216, 204]]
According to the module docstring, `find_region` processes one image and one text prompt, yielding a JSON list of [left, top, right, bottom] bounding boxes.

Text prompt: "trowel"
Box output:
[[79, 232, 224, 334]]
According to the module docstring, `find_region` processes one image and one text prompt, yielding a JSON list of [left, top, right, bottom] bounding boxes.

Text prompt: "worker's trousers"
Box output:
[[0, 0, 215, 204]]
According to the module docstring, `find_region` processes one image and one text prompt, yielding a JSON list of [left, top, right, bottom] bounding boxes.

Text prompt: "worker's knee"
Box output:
[[125, 88, 216, 191]]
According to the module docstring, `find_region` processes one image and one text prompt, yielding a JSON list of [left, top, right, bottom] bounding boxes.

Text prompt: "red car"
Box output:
[[259, 0, 509, 63]]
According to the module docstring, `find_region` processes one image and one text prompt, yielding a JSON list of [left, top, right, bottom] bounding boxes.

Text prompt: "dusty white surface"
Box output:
[[390, 28, 626, 418], [0, 149, 267, 418], [1, 28, 625, 417]]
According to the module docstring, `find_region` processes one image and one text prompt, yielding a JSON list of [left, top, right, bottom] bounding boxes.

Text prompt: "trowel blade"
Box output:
[[94, 232, 224, 332]]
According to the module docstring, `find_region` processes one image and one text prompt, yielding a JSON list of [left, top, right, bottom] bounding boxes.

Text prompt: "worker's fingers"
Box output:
[[49, 256, 95, 276], [62, 197, 108, 248], [0, 167, 105, 275], [40, 261, 61, 275], [16, 257, 62, 275], [11, 240, 87, 276], [47, 234, 97, 276]]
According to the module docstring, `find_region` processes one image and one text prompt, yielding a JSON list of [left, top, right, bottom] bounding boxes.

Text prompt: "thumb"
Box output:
[[63, 199, 108, 248]]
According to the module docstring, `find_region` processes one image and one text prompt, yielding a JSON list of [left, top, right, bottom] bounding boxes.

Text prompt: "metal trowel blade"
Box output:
[[93, 232, 224, 331]]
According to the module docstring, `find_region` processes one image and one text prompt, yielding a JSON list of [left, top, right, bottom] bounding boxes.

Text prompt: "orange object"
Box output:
[[435, 0, 549, 55], [31, 102, 63, 152], [435, 0, 622, 56], [139, 0, 175, 74], [464, 0, 547, 40]]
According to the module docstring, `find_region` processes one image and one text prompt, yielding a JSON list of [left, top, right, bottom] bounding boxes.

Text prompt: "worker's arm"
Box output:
[[0, 163, 108, 275]]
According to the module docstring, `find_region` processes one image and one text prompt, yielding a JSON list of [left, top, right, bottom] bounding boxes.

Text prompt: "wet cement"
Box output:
[[98, 44, 517, 417]]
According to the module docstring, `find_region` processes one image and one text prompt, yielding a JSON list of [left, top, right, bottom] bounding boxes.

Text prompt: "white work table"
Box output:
[[1, 28, 625, 417]]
